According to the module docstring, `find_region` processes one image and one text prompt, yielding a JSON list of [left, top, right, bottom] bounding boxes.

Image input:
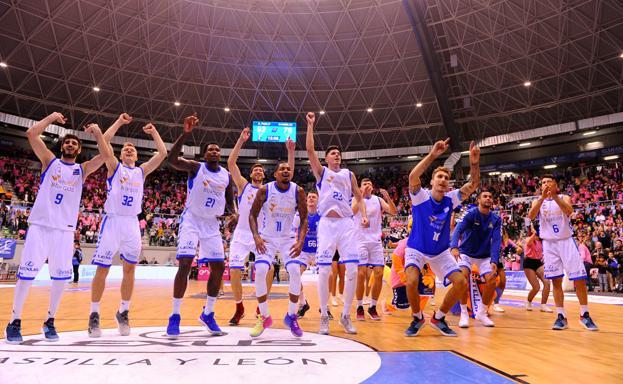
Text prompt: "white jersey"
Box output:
[[28, 158, 83, 231], [317, 166, 354, 217], [185, 163, 230, 218], [104, 163, 144, 216], [260, 181, 298, 238], [539, 196, 573, 240], [355, 195, 383, 242], [234, 182, 262, 235]]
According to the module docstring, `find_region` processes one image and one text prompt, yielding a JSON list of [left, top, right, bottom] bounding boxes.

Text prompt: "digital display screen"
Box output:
[[252, 121, 297, 143]]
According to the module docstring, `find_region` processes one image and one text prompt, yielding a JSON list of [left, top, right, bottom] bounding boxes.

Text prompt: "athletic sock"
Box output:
[[556, 307, 566, 317], [434, 310, 447, 320], [460, 304, 468, 313], [171, 298, 183, 315], [11, 279, 33, 321], [90, 302, 101, 314], [580, 305, 589, 316], [47, 280, 66, 319], [119, 300, 130, 313], [258, 301, 269, 317], [204, 296, 217, 315], [370, 299, 377, 307]]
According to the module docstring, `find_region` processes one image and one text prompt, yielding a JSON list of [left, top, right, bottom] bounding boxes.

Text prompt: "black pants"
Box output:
[[274, 264, 280, 282], [73, 265, 80, 283]]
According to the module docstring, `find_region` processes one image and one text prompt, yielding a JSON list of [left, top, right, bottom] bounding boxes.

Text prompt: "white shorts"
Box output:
[[542, 238, 587, 280], [17, 224, 73, 280], [358, 241, 385, 267], [255, 236, 303, 268], [92, 215, 142, 267], [316, 217, 359, 266], [298, 251, 316, 267], [176, 212, 224, 263], [458, 254, 493, 277], [229, 229, 255, 269], [405, 247, 461, 287]]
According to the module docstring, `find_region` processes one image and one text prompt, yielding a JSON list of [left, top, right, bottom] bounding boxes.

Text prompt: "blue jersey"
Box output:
[[302, 212, 320, 253], [406, 188, 462, 255], [450, 207, 502, 262]]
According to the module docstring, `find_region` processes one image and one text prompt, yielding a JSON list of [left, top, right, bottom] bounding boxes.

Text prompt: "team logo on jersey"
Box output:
[[326, 175, 335, 183], [51, 167, 62, 182], [268, 202, 277, 212], [428, 215, 437, 223], [202, 178, 211, 187], [488, 222, 494, 229]]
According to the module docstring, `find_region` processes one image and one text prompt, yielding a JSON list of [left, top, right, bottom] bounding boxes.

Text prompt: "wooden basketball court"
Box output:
[[1, 279, 620, 383]]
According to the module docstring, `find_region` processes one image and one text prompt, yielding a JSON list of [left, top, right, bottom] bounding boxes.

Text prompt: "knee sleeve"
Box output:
[[286, 263, 301, 295], [255, 263, 270, 297]]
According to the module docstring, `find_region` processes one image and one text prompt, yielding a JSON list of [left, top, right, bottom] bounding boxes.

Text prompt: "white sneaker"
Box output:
[[459, 312, 470, 328], [526, 302, 533, 311], [339, 315, 357, 334], [540, 304, 553, 313], [331, 297, 338, 307], [475, 311, 495, 327], [493, 304, 505, 313], [362, 297, 371, 306], [319, 315, 330, 335]]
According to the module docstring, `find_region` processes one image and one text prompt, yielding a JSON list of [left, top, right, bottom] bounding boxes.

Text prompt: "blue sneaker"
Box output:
[[430, 313, 457, 337], [166, 314, 181, 338], [579, 312, 598, 331], [198, 308, 223, 336], [5, 319, 23, 344], [284, 313, 303, 337], [552, 314, 568, 330], [405, 315, 426, 337], [42, 318, 59, 342]]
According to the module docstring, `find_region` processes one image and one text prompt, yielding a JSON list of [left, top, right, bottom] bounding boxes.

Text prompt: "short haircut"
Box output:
[[432, 166, 451, 178], [307, 190, 318, 196], [542, 173, 556, 181], [325, 145, 341, 157], [202, 142, 220, 155], [122, 142, 136, 149], [273, 161, 289, 174], [250, 163, 264, 172], [478, 189, 492, 197], [361, 178, 372, 185], [61, 134, 82, 148]]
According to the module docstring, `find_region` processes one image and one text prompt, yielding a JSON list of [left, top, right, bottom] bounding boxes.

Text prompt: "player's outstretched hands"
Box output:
[[286, 137, 295, 152], [239, 127, 251, 143], [84, 123, 102, 135], [183, 113, 199, 133], [143, 123, 157, 135], [118, 113, 132, 125], [431, 138, 450, 158], [48, 112, 67, 125], [306, 112, 315, 126], [469, 141, 480, 165]]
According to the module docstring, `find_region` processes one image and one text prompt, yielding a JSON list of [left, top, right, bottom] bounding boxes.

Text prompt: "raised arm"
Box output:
[[249, 185, 268, 254], [286, 137, 296, 175], [409, 138, 449, 193], [290, 187, 309, 257], [140, 123, 168, 177], [227, 127, 250, 190], [351, 172, 368, 227], [167, 114, 200, 175], [305, 112, 323, 181], [81, 123, 108, 178], [26, 112, 66, 170], [528, 186, 551, 220], [459, 141, 481, 199], [103, 113, 132, 144], [379, 188, 398, 215]]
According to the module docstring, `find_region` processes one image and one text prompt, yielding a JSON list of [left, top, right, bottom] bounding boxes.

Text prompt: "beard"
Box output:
[[61, 150, 78, 159]]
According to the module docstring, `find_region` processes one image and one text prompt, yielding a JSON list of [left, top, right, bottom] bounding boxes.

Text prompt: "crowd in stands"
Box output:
[[1, 147, 622, 292]]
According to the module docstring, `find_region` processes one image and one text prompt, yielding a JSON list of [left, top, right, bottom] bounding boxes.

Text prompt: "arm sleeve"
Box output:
[[409, 188, 429, 206], [490, 218, 502, 263], [450, 211, 469, 249]]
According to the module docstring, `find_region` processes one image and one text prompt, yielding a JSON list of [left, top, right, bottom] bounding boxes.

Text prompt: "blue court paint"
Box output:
[[362, 351, 516, 383]]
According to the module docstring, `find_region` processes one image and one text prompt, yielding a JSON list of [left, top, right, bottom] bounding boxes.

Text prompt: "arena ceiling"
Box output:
[[0, 0, 622, 152]]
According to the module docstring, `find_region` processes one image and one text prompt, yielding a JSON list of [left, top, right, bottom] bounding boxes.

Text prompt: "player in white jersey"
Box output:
[[353, 178, 397, 321], [305, 112, 368, 335], [165, 114, 237, 338], [528, 174, 598, 331], [87, 113, 168, 337], [226, 127, 295, 325], [248, 162, 308, 337], [5, 113, 105, 344]]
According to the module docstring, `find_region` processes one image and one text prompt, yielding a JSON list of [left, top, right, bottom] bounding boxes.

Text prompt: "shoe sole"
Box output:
[[458, 323, 469, 328], [115, 316, 131, 337], [578, 320, 599, 331], [552, 324, 569, 330], [356, 315, 365, 321], [88, 329, 102, 338], [429, 322, 457, 337], [198, 317, 223, 336], [319, 329, 329, 335], [4, 330, 22, 345], [339, 321, 357, 334], [367, 313, 382, 321], [405, 323, 425, 337]]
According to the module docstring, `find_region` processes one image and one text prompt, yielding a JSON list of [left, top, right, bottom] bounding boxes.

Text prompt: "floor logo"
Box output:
[[0, 327, 381, 384]]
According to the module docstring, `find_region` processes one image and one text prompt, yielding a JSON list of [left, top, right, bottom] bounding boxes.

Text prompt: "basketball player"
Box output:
[[527, 174, 598, 331], [404, 139, 480, 337], [5, 113, 105, 344], [248, 162, 308, 337], [226, 127, 295, 325], [87, 113, 168, 337], [296, 191, 321, 317], [305, 111, 368, 335], [165, 114, 236, 338], [353, 179, 397, 321], [450, 190, 500, 328]]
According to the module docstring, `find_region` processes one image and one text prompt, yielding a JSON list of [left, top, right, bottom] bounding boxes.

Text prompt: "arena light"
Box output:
[[543, 164, 557, 169], [620, 53, 623, 58], [582, 131, 596, 136], [92, 86, 100, 92], [0, 62, 7, 68], [604, 155, 619, 161], [489, 171, 500, 176], [319, 110, 326, 115], [461, 150, 469, 155], [366, 108, 373, 113], [224, 107, 230, 112], [415, 102, 423, 108], [523, 81, 532, 87], [174, 101, 181, 107], [519, 142, 531, 147], [258, 159, 268, 163], [358, 158, 367, 162], [407, 155, 420, 159]]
